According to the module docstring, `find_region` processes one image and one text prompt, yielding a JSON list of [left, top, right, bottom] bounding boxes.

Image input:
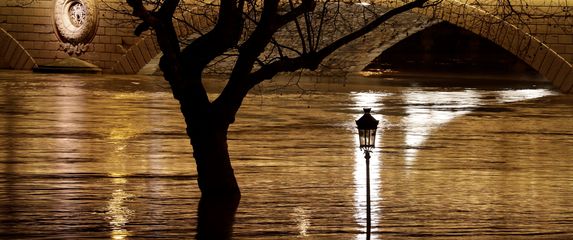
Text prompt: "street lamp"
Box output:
[[355, 108, 379, 240]]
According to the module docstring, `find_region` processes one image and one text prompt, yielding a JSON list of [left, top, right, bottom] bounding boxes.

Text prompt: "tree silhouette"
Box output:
[[122, 0, 571, 198], [122, 0, 431, 198]]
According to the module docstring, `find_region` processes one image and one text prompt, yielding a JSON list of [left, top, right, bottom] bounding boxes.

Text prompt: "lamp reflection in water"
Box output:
[[356, 108, 379, 240], [352, 92, 385, 240]]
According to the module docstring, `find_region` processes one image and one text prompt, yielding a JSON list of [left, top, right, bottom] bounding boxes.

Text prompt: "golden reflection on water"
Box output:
[[291, 206, 310, 237], [55, 84, 84, 173], [402, 90, 478, 166], [350, 88, 558, 239], [107, 177, 133, 240], [351, 92, 385, 240], [1, 72, 573, 239], [102, 92, 149, 239], [495, 89, 556, 103], [104, 149, 132, 239]]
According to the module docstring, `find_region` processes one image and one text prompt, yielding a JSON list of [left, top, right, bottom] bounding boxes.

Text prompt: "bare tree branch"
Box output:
[[249, 0, 429, 85]]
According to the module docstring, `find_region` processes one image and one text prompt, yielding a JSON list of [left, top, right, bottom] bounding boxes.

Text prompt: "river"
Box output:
[[0, 71, 572, 239]]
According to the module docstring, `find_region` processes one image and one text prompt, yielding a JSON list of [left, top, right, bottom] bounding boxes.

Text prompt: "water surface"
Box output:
[[1, 71, 573, 239]]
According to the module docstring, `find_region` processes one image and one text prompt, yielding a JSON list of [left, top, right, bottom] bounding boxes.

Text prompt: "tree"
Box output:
[[118, 0, 571, 238], [123, 0, 431, 198], [121, 0, 572, 197]]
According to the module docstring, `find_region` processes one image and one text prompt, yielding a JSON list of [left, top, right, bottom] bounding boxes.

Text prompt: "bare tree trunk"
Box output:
[[187, 120, 240, 197], [191, 122, 241, 240], [162, 65, 241, 198], [196, 189, 240, 239]]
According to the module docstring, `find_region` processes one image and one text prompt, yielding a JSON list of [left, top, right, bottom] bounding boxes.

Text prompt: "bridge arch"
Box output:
[[0, 28, 36, 70], [355, 0, 573, 92], [111, 35, 161, 74], [112, 1, 573, 93]]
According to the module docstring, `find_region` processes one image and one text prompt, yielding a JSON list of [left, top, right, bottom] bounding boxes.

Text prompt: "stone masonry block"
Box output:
[[544, 35, 560, 44], [560, 69, 573, 92], [503, 27, 519, 51], [94, 43, 105, 53], [119, 57, 134, 74], [139, 43, 152, 63], [44, 42, 60, 50], [126, 53, 140, 73], [10, 49, 24, 68], [20, 40, 35, 50], [100, 35, 111, 44], [110, 35, 122, 44], [554, 62, 572, 87], [95, 53, 111, 62], [478, 18, 491, 38], [566, 45, 573, 54], [15, 50, 29, 69], [9, 24, 33, 33], [101, 60, 112, 70], [96, 27, 105, 35], [0, 6, 11, 14], [105, 44, 116, 53], [33, 24, 52, 33], [132, 47, 146, 67], [38, 33, 58, 42], [461, 14, 478, 32], [6, 15, 17, 23], [487, 24, 502, 41], [110, 53, 122, 61], [23, 58, 35, 69], [37, 49, 58, 59], [32, 8, 50, 17], [0, 35, 10, 54], [547, 44, 566, 54], [112, 63, 126, 75], [565, 54, 573, 64], [547, 58, 564, 83], [20, 32, 39, 41], [493, 25, 507, 48], [520, 38, 537, 64], [81, 52, 96, 61], [31, 49, 44, 59], [55, 51, 68, 59], [35, 0, 53, 9], [34, 58, 51, 66], [559, 35, 573, 44], [150, 37, 161, 55], [514, 35, 528, 59], [29, 16, 50, 25], [105, 27, 117, 36], [3, 41, 17, 63], [540, 51, 556, 77], [532, 46, 548, 70], [16, 15, 32, 24], [452, 6, 464, 25], [144, 38, 159, 58]]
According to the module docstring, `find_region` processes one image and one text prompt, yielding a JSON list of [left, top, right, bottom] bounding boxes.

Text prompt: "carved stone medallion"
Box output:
[[53, 0, 98, 55]]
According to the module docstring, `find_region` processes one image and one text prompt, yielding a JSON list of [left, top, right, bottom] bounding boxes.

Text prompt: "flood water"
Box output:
[[1, 70, 573, 239]]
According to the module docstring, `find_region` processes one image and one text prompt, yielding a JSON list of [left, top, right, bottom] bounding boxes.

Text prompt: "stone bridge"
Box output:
[[1, 0, 572, 92]]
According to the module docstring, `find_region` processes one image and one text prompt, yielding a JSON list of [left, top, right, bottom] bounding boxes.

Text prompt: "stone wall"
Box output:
[[0, 0, 571, 89], [0, 0, 143, 72], [468, 0, 573, 64]]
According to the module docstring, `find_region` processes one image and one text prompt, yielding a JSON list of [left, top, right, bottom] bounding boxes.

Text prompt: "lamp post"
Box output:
[[356, 108, 379, 240]]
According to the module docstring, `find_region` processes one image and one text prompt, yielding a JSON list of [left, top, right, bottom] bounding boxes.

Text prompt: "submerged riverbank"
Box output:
[[1, 70, 572, 239]]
